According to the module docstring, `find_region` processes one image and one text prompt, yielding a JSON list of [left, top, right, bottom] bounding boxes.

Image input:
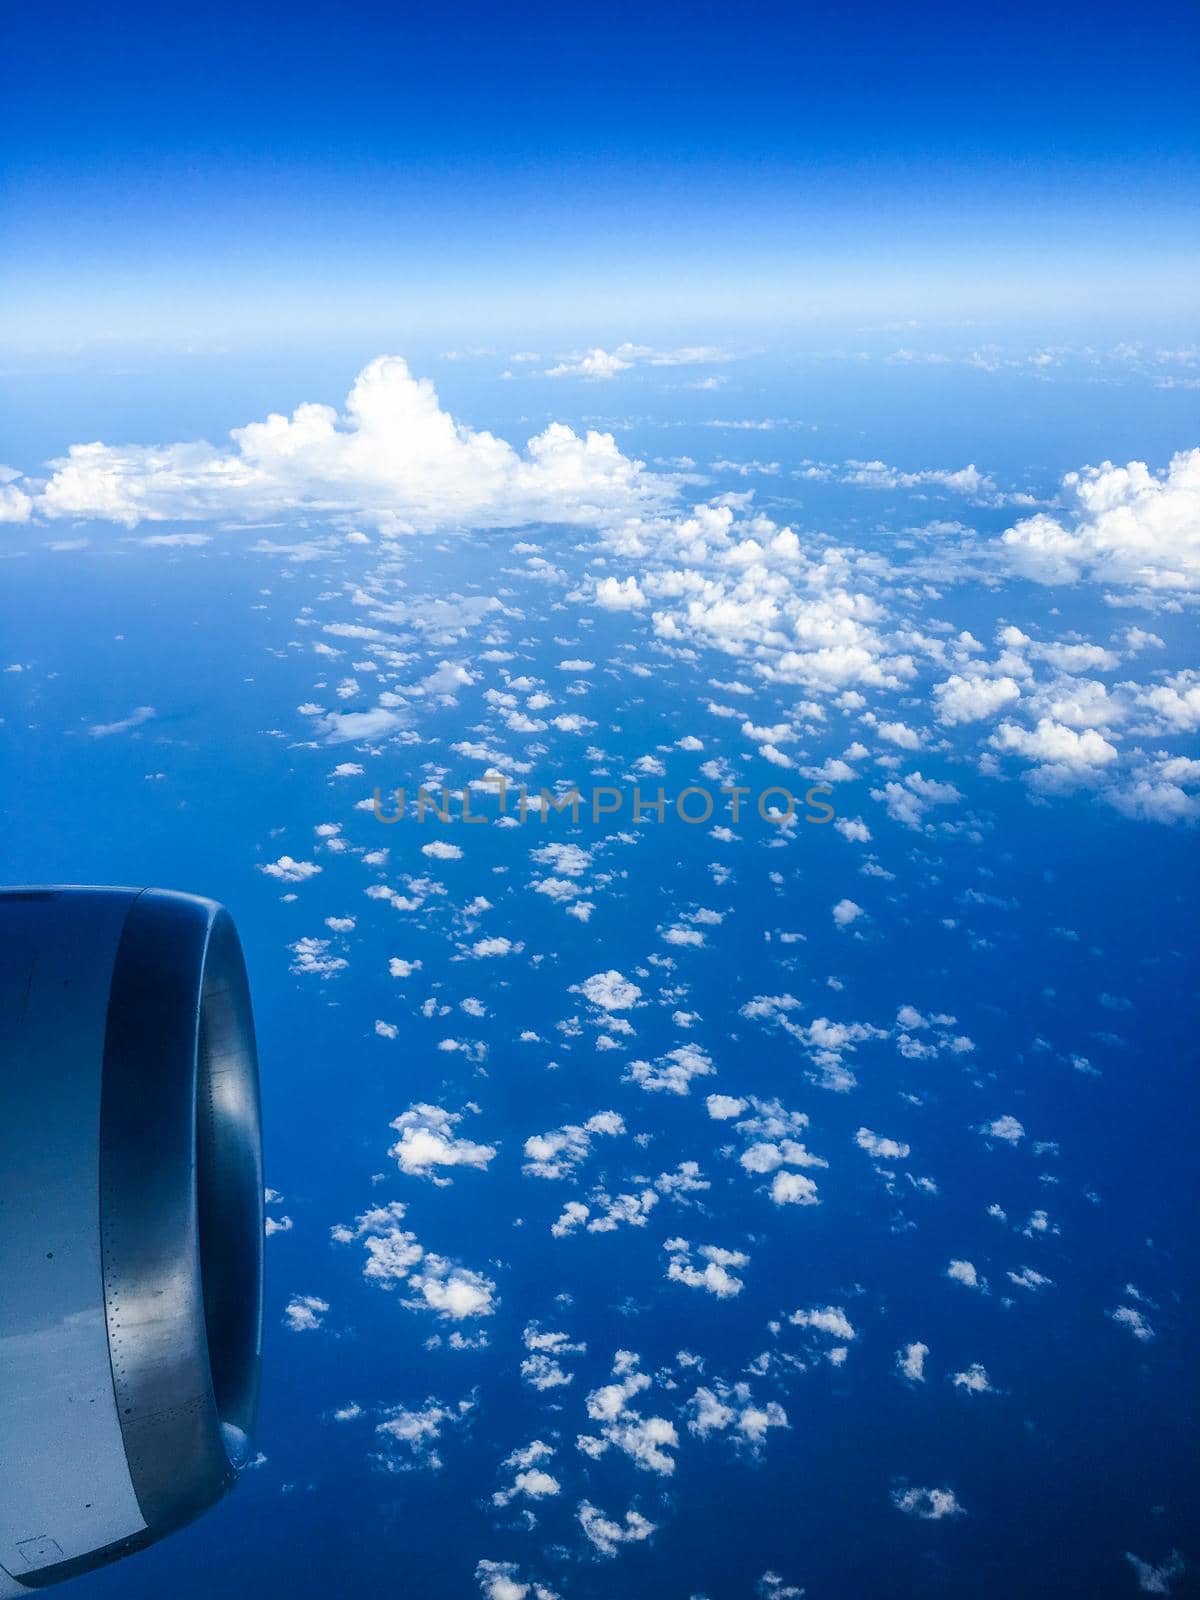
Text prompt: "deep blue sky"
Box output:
[[4, 0, 1198, 344]]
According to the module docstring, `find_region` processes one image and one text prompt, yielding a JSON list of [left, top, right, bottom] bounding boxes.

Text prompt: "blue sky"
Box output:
[[2, 7, 1198, 1598], [4, 0, 1199, 347]]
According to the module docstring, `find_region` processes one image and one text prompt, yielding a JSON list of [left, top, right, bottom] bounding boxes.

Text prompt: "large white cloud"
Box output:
[[1001, 448, 1200, 591], [32, 356, 676, 533]]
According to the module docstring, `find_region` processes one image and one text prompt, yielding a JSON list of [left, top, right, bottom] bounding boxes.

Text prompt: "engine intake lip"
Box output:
[[98, 890, 264, 1538]]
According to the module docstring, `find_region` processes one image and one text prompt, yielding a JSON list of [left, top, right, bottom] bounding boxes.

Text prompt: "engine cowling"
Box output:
[[0, 887, 263, 1592]]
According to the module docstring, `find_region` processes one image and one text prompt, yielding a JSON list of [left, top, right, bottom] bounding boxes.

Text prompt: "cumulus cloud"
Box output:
[[665, 1238, 749, 1297], [0, 477, 33, 522], [523, 1110, 625, 1179], [547, 342, 729, 379], [574, 970, 642, 1010], [259, 855, 322, 884], [475, 1560, 560, 1600], [855, 1127, 910, 1161], [950, 1363, 995, 1394], [551, 1187, 659, 1238], [373, 1396, 474, 1472], [577, 1500, 657, 1556], [789, 1305, 856, 1341], [388, 1103, 497, 1182], [1123, 1551, 1185, 1595], [989, 718, 1119, 790], [1000, 449, 1200, 592], [871, 770, 963, 829], [891, 1485, 965, 1520], [491, 1439, 562, 1507], [288, 936, 349, 978], [625, 1044, 715, 1095], [331, 1201, 496, 1319], [35, 356, 675, 534], [687, 1382, 788, 1450], [842, 459, 996, 498], [933, 672, 1022, 725], [283, 1293, 329, 1332], [595, 575, 648, 610], [578, 1355, 679, 1475], [946, 1259, 984, 1290], [896, 1342, 929, 1382], [979, 1114, 1025, 1144], [1110, 1304, 1155, 1341], [520, 1324, 586, 1391]]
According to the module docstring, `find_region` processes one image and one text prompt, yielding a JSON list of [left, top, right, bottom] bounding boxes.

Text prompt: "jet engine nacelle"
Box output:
[[0, 888, 263, 1592]]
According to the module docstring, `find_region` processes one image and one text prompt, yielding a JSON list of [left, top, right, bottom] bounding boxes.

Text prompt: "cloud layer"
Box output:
[[30, 356, 676, 534]]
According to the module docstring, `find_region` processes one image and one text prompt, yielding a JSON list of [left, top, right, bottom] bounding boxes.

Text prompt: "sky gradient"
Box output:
[[4, 0, 1199, 347]]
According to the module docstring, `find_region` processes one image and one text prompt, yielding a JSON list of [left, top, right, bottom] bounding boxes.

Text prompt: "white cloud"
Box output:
[[789, 1305, 856, 1341], [842, 459, 995, 497], [389, 1103, 497, 1181], [891, 1486, 965, 1520], [877, 720, 923, 749], [407, 1256, 497, 1320], [769, 1170, 821, 1206], [520, 1324, 586, 1391], [832, 898, 865, 928], [475, 1561, 559, 1600], [1123, 1551, 1185, 1595], [595, 575, 648, 610], [552, 1189, 658, 1236], [288, 936, 349, 978], [421, 838, 463, 860], [706, 1093, 749, 1120], [1007, 1266, 1054, 1292], [834, 815, 872, 842], [332, 1202, 495, 1319], [523, 1110, 625, 1179], [577, 1500, 656, 1557], [547, 342, 729, 379], [36, 356, 674, 534], [855, 1127, 910, 1161], [0, 478, 33, 521], [374, 1396, 473, 1472], [933, 672, 1022, 725], [88, 705, 156, 739], [283, 1293, 329, 1332], [492, 1440, 562, 1507], [950, 1363, 995, 1394], [575, 969, 642, 1010], [989, 718, 1119, 789], [665, 1238, 749, 1298], [546, 347, 635, 379], [1110, 1304, 1155, 1341], [1000, 449, 1200, 592], [896, 1342, 928, 1382], [871, 770, 962, 829], [580, 1357, 679, 1476], [625, 1044, 715, 1095], [259, 855, 322, 884], [470, 936, 522, 958], [979, 1114, 1024, 1144], [946, 1259, 984, 1290], [687, 1382, 788, 1450]]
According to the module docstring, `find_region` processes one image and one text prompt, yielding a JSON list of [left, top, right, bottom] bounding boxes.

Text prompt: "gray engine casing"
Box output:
[[0, 888, 263, 1591]]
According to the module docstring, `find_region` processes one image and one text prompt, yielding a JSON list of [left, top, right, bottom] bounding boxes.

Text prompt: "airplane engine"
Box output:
[[0, 887, 263, 1592]]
